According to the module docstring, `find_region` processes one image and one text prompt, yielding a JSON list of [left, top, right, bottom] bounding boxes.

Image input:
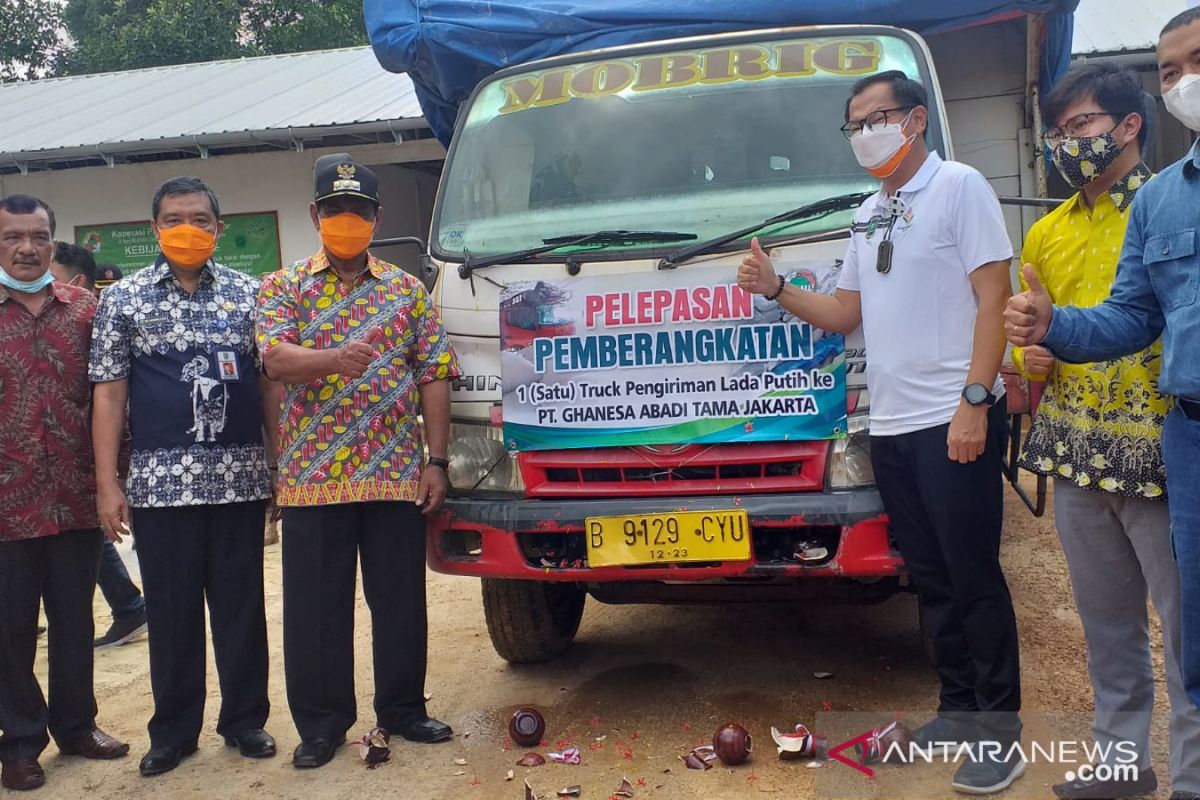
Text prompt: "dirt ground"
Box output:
[[30, 476, 1176, 800]]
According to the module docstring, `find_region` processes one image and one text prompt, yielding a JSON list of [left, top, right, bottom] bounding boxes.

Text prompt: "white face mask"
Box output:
[[1164, 73, 1200, 131], [849, 110, 917, 177]]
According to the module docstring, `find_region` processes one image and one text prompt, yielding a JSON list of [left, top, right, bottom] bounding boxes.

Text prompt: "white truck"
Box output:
[[372, 12, 1056, 662]]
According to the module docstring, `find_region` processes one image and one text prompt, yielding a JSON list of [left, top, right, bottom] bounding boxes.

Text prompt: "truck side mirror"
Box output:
[[369, 236, 438, 290], [418, 254, 440, 292]]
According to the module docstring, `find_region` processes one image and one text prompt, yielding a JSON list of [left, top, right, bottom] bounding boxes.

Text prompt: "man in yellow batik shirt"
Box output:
[[1016, 63, 1200, 800], [256, 155, 460, 770]]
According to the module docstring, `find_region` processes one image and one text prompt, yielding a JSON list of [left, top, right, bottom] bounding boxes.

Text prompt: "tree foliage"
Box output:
[[0, 0, 65, 81], [60, 0, 242, 75], [243, 0, 367, 55], [55, 0, 368, 76]]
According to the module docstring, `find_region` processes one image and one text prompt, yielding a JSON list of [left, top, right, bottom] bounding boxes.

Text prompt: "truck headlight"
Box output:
[[447, 421, 524, 493], [828, 411, 874, 489]]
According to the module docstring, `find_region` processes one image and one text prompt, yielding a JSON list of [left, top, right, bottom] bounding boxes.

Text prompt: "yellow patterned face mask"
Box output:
[[1051, 131, 1123, 188]]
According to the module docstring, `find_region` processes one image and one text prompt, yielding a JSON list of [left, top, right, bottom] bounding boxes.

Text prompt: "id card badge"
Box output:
[[216, 350, 240, 382]]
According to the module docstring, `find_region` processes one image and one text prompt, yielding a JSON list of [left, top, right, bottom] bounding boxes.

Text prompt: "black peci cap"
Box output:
[[95, 264, 123, 287], [314, 153, 379, 206]]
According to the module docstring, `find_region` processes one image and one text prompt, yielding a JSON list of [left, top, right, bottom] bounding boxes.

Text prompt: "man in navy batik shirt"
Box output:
[[89, 176, 278, 777]]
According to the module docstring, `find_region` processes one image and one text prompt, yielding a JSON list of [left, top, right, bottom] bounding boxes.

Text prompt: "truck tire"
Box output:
[[481, 579, 586, 664]]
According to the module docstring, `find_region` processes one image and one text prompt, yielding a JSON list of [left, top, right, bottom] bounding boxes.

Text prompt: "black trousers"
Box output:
[[0, 529, 103, 760], [131, 501, 270, 749], [870, 401, 1022, 743], [281, 501, 429, 742]]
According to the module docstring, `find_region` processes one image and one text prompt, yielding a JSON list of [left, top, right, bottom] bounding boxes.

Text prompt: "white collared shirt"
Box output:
[[837, 151, 1012, 436]]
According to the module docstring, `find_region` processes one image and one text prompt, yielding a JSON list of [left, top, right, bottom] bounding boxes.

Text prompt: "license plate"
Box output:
[[584, 510, 751, 567]]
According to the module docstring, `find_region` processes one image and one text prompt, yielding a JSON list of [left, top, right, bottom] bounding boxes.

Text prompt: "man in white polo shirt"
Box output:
[[739, 70, 1019, 795]]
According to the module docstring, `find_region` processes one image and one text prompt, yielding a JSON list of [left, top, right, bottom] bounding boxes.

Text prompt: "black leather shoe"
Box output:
[[292, 737, 343, 769], [58, 727, 130, 759], [139, 744, 198, 777], [393, 717, 453, 744], [224, 729, 276, 759], [1, 758, 45, 791]]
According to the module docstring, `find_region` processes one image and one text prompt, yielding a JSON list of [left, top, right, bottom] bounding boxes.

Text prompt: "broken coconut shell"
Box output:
[[681, 752, 711, 771], [771, 724, 828, 760], [510, 708, 547, 748], [547, 747, 580, 765], [613, 776, 635, 797], [855, 720, 914, 765], [355, 727, 391, 767], [516, 752, 547, 767], [556, 787, 581, 798], [713, 722, 753, 766]]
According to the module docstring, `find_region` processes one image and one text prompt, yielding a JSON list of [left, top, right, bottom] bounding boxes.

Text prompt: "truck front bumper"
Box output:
[[427, 490, 901, 582]]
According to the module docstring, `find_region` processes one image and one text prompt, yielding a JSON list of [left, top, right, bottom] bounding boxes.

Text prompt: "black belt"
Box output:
[[1180, 397, 1200, 421]]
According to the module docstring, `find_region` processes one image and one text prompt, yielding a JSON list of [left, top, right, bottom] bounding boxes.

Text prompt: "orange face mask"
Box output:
[[158, 224, 217, 270], [865, 136, 916, 179], [319, 213, 375, 260]]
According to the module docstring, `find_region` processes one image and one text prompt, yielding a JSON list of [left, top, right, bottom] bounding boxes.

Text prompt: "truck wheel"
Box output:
[[481, 579, 586, 664], [917, 601, 937, 668]]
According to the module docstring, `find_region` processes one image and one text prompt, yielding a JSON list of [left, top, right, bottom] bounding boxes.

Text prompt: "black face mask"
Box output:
[[1051, 131, 1124, 189]]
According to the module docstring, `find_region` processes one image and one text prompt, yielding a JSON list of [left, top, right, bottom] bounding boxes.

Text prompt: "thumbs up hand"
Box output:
[[1004, 264, 1054, 346], [337, 326, 386, 379], [738, 237, 781, 297]]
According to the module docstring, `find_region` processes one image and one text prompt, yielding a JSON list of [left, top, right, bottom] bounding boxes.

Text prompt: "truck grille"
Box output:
[[519, 442, 827, 497]]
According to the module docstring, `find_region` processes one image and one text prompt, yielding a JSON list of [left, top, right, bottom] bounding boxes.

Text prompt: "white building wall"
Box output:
[[0, 138, 446, 272]]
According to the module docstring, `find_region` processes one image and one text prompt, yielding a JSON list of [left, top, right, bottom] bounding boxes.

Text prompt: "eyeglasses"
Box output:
[[840, 106, 915, 139], [1042, 111, 1130, 149]]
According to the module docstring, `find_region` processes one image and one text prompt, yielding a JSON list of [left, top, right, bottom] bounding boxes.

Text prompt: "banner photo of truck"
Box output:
[[499, 264, 847, 450]]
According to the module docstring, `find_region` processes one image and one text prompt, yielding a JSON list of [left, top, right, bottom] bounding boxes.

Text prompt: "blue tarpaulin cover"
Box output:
[[366, 0, 1080, 145]]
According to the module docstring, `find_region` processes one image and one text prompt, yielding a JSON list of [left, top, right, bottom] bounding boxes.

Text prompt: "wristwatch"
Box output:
[[427, 456, 450, 470], [962, 383, 998, 407]]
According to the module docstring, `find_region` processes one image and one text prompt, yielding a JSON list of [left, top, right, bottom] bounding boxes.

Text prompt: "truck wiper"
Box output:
[[459, 229, 697, 278], [657, 191, 874, 270]]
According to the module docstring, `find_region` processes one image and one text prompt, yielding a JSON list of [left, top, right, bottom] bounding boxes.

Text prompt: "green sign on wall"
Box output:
[[75, 212, 282, 276]]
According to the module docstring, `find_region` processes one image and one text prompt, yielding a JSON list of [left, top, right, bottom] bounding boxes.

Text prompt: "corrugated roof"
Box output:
[[8, 8, 1175, 163], [0, 46, 422, 165], [1073, 0, 1191, 55]]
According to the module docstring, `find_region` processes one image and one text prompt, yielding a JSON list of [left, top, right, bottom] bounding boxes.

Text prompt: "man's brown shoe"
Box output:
[[58, 728, 130, 759], [1, 759, 45, 791]]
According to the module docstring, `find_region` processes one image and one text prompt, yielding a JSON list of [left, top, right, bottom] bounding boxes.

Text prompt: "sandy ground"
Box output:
[[27, 476, 1177, 800]]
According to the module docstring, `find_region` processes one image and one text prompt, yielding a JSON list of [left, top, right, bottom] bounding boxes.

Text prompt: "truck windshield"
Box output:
[[434, 31, 944, 260]]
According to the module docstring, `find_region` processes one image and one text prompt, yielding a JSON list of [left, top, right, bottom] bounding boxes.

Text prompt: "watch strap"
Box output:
[[427, 456, 450, 469], [962, 383, 997, 407]]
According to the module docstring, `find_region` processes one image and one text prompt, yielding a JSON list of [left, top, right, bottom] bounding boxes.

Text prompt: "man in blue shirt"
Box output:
[[1006, 8, 1200, 716], [90, 177, 278, 776]]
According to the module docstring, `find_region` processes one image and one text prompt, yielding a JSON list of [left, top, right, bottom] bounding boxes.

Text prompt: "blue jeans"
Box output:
[[1164, 406, 1200, 708], [97, 539, 145, 621]]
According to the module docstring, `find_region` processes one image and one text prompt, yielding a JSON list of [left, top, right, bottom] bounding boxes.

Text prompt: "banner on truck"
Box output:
[[499, 262, 847, 450], [76, 212, 282, 277]]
